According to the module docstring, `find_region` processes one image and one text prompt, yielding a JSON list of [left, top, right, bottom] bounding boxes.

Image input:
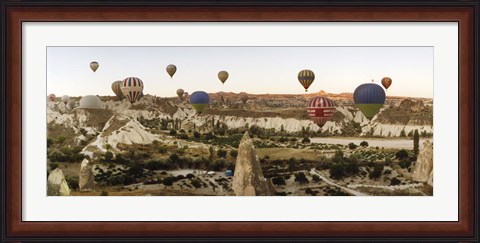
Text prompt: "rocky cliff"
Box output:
[[412, 140, 433, 183], [232, 131, 275, 196]]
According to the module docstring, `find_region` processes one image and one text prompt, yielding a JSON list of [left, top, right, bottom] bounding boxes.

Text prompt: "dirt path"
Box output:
[[309, 168, 369, 196]]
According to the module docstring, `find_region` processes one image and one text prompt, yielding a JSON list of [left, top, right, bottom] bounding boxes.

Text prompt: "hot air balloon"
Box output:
[[298, 69, 315, 92], [353, 83, 386, 120], [176, 89, 185, 99], [90, 61, 99, 73], [48, 94, 56, 102], [218, 71, 229, 84], [166, 64, 177, 78], [61, 95, 70, 105], [111, 80, 124, 100], [381, 77, 392, 90], [189, 91, 209, 114], [122, 77, 144, 104], [307, 96, 336, 127]]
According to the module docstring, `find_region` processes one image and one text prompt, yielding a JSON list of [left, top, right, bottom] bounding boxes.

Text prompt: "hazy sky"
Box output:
[[47, 46, 433, 98]]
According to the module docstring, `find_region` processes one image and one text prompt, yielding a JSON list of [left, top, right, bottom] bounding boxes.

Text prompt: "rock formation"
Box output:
[[412, 140, 433, 183], [79, 158, 95, 191], [232, 131, 275, 196], [47, 168, 71, 196]]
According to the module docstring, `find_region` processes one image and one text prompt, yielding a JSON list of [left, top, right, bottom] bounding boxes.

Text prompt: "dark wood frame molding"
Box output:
[[1, 1, 478, 241]]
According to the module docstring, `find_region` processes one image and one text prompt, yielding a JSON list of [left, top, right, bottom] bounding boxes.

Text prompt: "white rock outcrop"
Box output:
[[232, 131, 275, 196], [412, 140, 433, 183], [79, 158, 95, 191], [47, 168, 71, 196]]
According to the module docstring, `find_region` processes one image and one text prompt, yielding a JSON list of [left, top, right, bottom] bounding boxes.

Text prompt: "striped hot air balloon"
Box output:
[[298, 69, 315, 92], [353, 83, 386, 120], [189, 91, 209, 114], [111, 80, 124, 100], [381, 77, 392, 90], [307, 96, 336, 127], [122, 77, 144, 104]]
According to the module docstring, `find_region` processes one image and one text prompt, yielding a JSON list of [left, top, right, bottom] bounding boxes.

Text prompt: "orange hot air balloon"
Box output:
[[381, 77, 392, 90]]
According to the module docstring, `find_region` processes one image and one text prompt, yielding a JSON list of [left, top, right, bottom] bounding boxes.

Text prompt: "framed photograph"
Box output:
[[1, 1, 478, 241]]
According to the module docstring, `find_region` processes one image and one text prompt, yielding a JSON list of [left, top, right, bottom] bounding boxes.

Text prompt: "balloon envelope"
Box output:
[[90, 61, 99, 72], [61, 95, 70, 104], [48, 94, 56, 102], [166, 64, 177, 78], [189, 91, 209, 114], [307, 96, 336, 127], [218, 71, 229, 84], [381, 77, 392, 90], [111, 80, 124, 99], [122, 77, 144, 104], [353, 83, 386, 119], [176, 89, 184, 98], [298, 69, 315, 92]]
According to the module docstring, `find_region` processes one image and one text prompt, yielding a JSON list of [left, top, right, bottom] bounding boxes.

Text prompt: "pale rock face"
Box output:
[[427, 170, 433, 186], [79, 158, 95, 191], [412, 140, 433, 182], [47, 168, 71, 196], [232, 131, 275, 196]]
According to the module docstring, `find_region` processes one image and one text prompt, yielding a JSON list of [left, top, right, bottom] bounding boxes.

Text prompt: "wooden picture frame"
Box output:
[[1, 1, 478, 241]]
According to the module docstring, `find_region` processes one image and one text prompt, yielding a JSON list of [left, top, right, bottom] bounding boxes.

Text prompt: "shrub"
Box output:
[[395, 149, 409, 160], [158, 146, 167, 154], [348, 143, 358, 150], [230, 150, 238, 158], [193, 131, 201, 138], [271, 176, 286, 186], [360, 141, 369, 147], [311, 174, 321, 182], [169, 129, 177, 136], [294, 172, 309, 184], [369, 164, 384, 180], [49, 162, 59, 171], [100, 191, 109, 196], [399, 159, 412, 169], [301, 137, 311, 144], [390, 177, 401, 186], [65, 176, 79, 190], [104, 151, 113, 162], [217, 149, 227, 158]]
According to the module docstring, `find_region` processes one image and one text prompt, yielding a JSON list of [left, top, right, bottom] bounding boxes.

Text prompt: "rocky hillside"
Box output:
[[47, 92, 433, 157]]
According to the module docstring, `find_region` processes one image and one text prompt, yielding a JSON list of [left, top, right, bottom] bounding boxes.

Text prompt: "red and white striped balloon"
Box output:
[[122, 77, 144, 104], [307, 96, 336, 127]]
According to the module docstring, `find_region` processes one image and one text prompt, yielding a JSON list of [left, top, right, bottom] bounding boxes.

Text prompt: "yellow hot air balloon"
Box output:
[[111, 80, 124, 100], [166, 64, 177, 78], [218, 71, 229, 84], [90, 61, 99, 73]]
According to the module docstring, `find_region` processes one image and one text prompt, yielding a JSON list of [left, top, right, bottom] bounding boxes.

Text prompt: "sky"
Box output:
[[47, 46, 433, 98]]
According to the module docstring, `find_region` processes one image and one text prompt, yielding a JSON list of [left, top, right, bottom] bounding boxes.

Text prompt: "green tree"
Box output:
[[294, 172, 309, 184], [217, 149, 227, 158], [395, 149, 409, 160], [348, 143, 358, 150], [413, 129, 420, 156], [104, 151, 113, 162]]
